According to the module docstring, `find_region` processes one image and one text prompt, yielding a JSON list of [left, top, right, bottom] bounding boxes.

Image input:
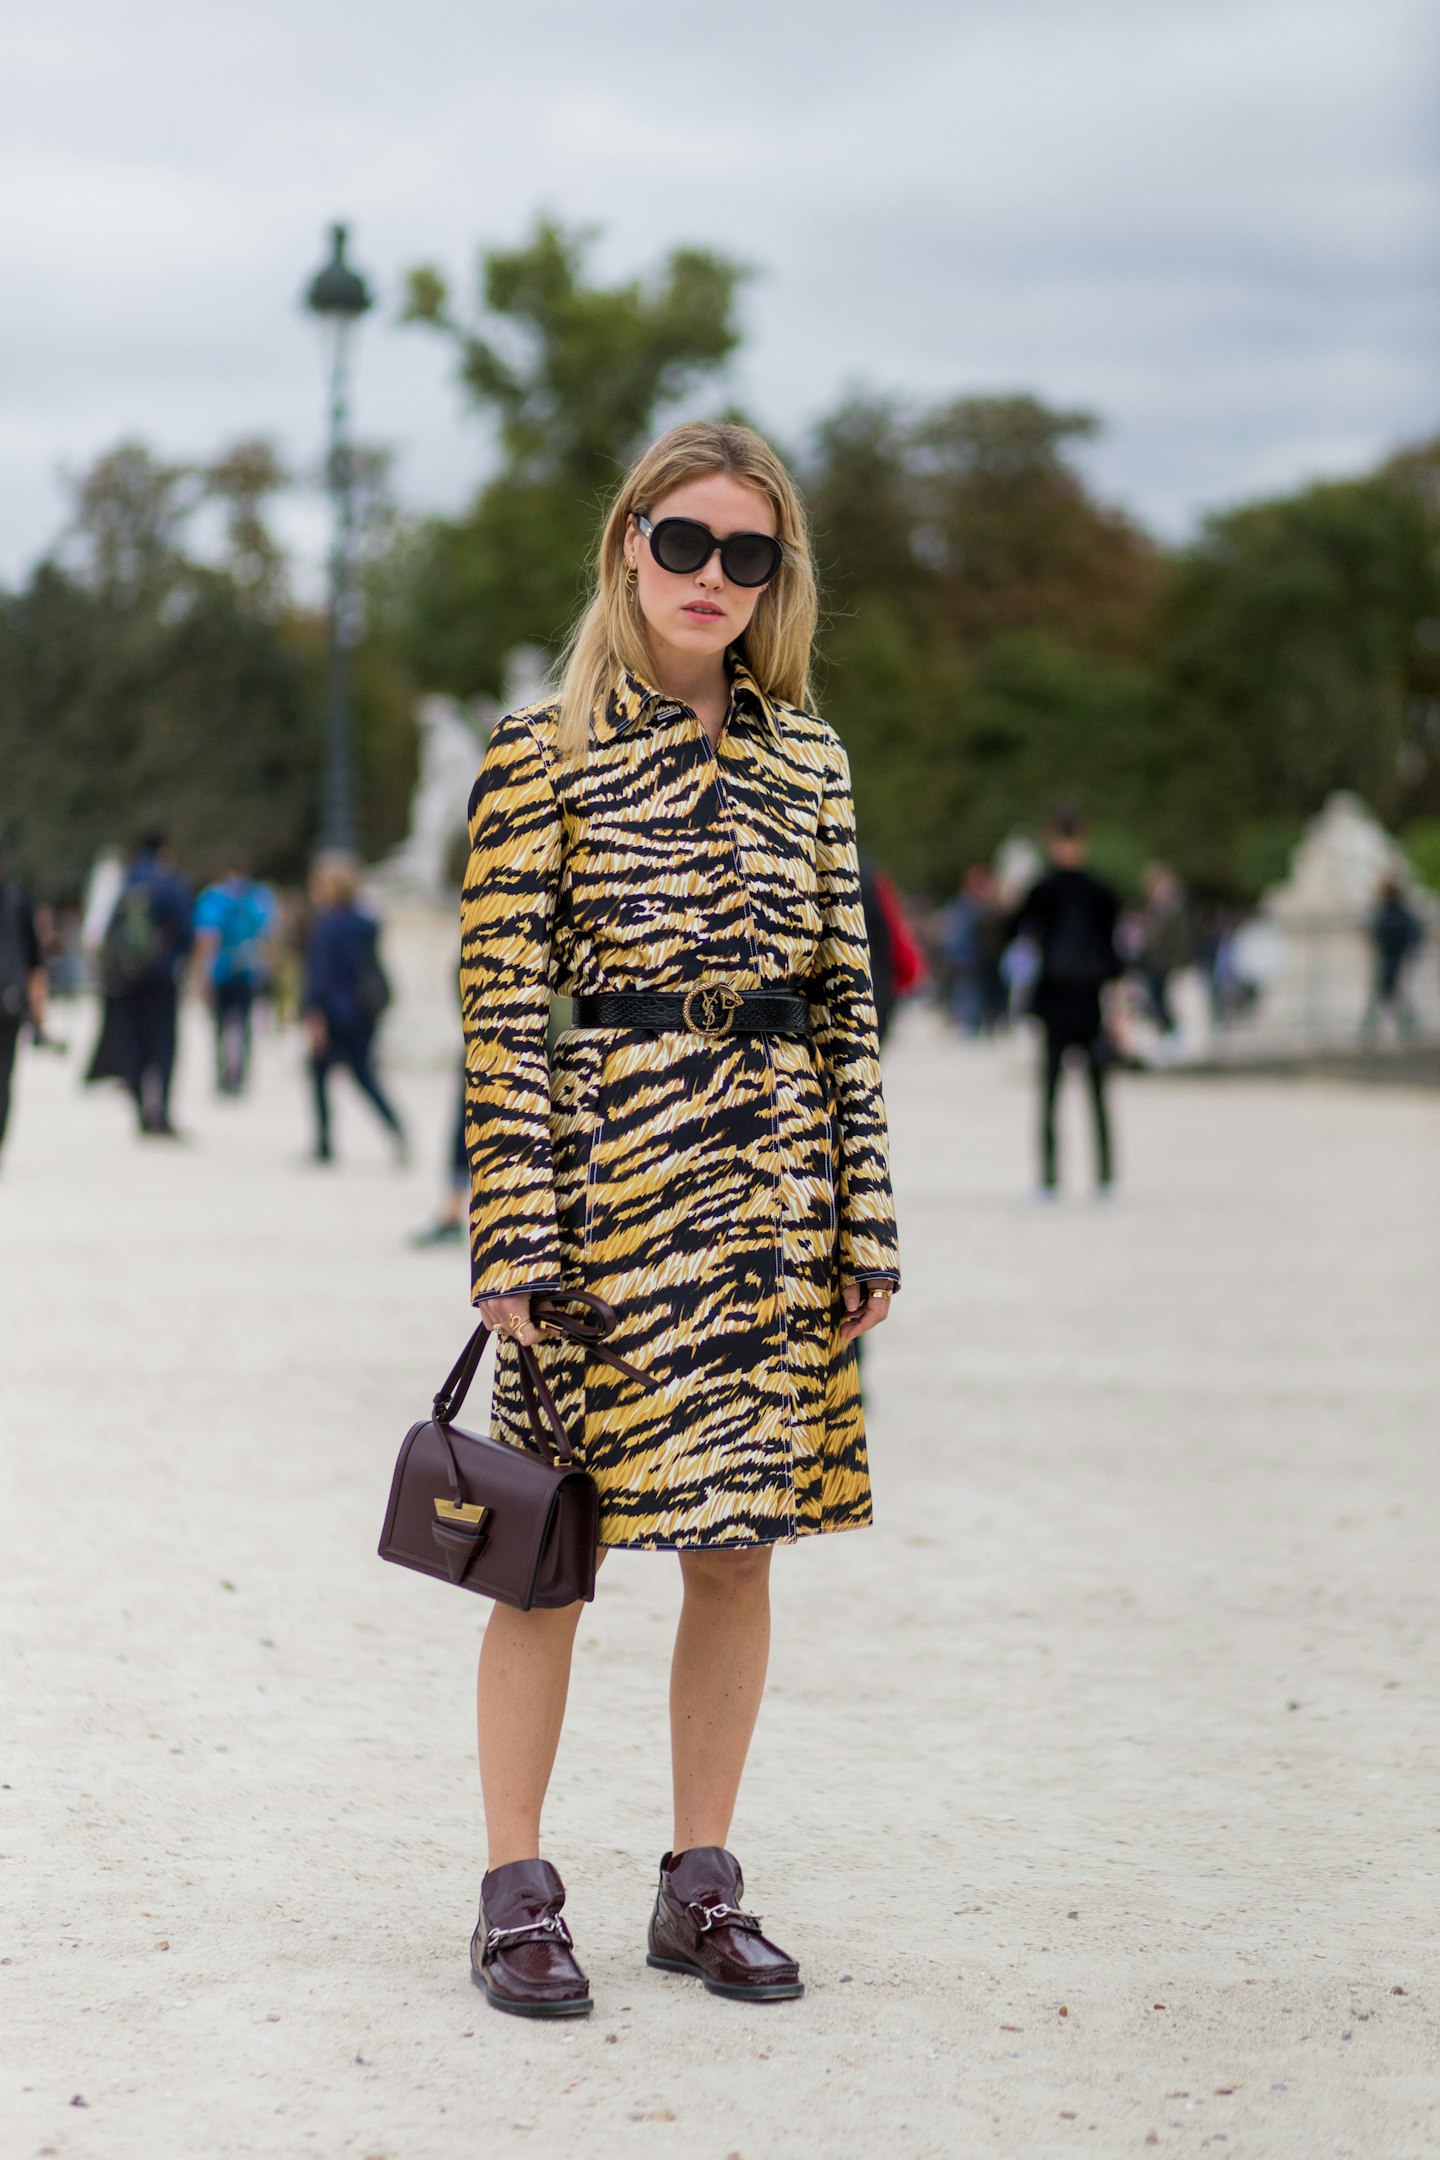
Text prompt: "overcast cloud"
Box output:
[[0, 0, 1434, 581]]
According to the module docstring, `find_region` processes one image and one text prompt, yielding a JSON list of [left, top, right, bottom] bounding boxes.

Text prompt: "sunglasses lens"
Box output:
[[649, 518, 713, 575], [721, 534, 782, 587], [645, 517, 782, 586]]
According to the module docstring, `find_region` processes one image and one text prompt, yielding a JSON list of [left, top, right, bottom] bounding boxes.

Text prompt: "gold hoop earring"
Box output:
[[624, 563, 638, 592]]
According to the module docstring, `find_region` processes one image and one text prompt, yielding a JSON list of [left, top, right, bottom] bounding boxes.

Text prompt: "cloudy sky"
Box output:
[[1, 0, 1434, 582]]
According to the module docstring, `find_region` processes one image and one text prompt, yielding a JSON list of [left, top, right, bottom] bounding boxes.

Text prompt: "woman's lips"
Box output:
[[683, 603, 723, 618]]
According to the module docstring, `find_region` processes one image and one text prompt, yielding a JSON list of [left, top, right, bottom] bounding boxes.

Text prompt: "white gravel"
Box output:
[[3, 1002, 1437, 2160]]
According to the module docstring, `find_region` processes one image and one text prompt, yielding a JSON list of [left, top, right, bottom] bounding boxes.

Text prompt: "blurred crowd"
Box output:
[[0, 826, 406, 1170], [0, 816, 1432, 1210], [915, 857, 1428, 1055]]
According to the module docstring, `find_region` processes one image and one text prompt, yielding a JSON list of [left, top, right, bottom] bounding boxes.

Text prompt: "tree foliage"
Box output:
[[1152, 446, 1440, 885], [808, 394, 1164, 890], [5, 219, 1437, 908], [811, 396, 1440, 895], [397, 219, 748, 694], [0, 440, 415, 897]]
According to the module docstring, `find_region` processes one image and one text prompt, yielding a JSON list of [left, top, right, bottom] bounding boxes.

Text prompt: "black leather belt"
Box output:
[[572, 985, 811, 1040]]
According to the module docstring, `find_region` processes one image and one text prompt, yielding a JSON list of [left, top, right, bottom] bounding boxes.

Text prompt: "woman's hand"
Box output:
[[479, 1293, 544, 1349], [839, 1280, 894, 1343]]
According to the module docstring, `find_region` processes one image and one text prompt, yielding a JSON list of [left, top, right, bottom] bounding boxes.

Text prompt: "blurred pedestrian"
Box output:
[[1362, 877, 1424, 1040], [1135, 863, 1195, 1039], [0, 831, 47, 1164], [1011, 807, 1121, 1198], [859, 855, 923, 1045], [303, 855, 407, 1165], [940, 864, 1006, 1033], [410, 1060, 468, 1246], [88, 831, 192, 1138], [192, 853, 276, 1096]]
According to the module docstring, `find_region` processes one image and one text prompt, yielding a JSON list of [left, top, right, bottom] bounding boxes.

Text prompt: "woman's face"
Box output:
[[623, 470, 777, 669]]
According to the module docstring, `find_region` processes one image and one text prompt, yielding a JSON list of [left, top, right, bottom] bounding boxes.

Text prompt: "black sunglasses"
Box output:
[[635, 513, 783, 589]]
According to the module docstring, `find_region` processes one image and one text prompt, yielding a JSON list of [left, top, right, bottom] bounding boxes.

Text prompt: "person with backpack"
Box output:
[[1010, 807, 1122, 1198], [90, 832, 192, 1138], [192, 854, 277, 1097], [302, 855, 407, 1165], [0, 830, 47, 1165]]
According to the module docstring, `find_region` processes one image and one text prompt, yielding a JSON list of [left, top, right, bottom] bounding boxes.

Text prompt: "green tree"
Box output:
[[0, 439, 416, 895], [397, 219, 748, 693], [1155, 443, 1440, 888], [808, 392, 1159, 654], [806, 393, 1163, 891]]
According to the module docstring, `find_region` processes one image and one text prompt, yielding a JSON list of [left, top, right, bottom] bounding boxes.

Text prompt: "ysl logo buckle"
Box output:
[[681, 982, 743, 1039]]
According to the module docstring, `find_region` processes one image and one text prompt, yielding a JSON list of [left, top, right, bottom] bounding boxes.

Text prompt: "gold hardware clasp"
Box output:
[[681, 983, 743, 1039], [434, 1498, 489, 1526]]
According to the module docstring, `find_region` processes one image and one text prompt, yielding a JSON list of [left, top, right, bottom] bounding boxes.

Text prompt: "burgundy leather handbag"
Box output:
[[378, 1290, 652, 1611]]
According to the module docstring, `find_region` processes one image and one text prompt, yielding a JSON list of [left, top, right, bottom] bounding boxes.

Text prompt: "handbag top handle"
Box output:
[[432, 1289, 657, 1468]]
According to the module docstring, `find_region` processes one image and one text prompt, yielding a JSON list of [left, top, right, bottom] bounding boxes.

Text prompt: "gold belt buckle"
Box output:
[[681, 982, 744, 1039]]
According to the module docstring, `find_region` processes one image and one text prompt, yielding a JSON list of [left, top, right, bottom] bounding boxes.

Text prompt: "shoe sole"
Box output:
[[646, 1952, 804, 2001], [471, 1968, 592, 2018]]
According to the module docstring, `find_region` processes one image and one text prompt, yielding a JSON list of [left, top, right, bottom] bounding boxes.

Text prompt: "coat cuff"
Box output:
[[470, 1267, 566, 1305]]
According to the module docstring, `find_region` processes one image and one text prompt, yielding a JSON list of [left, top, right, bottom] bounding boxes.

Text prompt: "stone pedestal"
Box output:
[[365, 648, 554, 1070], [1229, 792, 1438, 1048]]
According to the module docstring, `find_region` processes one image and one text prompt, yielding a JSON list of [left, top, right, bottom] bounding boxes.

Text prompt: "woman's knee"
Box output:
[[679, 1546, 772, 1598]]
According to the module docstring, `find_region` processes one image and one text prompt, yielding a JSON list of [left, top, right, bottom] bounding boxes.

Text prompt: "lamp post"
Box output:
[[303, 222, 373, 856]]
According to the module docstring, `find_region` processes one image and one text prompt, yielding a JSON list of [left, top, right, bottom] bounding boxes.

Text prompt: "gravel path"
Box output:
[[3, 1004, 1437, 2159]]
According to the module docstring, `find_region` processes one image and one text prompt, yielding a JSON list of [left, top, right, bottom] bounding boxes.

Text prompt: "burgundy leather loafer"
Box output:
[[646, 1847, 804, 2002], [470, 1858, 592, 2018]]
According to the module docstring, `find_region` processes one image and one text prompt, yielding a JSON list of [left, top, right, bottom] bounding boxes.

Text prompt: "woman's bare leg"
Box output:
[[477, 1596, 586, 1870], [669, 1547, 773, 1853], [476, 1550, 607, 1868]]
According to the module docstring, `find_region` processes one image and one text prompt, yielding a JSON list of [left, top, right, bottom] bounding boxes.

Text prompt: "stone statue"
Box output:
[[373, 646, 554, 901], [1265, 792, 1422, 929], [371, 696, 487, 901], [367, 648, 558, 1067], [1245, 792, 1437, 1043]]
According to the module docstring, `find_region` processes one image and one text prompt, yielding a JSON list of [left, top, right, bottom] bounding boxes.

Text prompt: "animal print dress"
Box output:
[[460, 662, 900, 1550]]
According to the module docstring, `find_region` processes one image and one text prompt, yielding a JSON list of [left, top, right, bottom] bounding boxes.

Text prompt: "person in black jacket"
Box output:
[[0, 831, 47, 1162], [1011, 808, 1122, 1197], [1362, 878, 1424, 1040], [88, 832, 193, 1138]]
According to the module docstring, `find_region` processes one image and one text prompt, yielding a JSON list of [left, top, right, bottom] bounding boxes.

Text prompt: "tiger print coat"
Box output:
[[460, 660, 900, 1550]]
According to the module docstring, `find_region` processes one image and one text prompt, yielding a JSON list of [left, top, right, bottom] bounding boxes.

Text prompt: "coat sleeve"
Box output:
[[811, 739, 901, 1287], [460, 714, 566, 1304]]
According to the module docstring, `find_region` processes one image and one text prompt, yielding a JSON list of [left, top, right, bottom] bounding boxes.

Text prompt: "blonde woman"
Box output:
[[461, 421, 899, 2017]]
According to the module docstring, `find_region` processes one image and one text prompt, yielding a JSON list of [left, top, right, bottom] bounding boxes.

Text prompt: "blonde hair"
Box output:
[[310, 851, 362, 908], [554, 421, 818, 759]]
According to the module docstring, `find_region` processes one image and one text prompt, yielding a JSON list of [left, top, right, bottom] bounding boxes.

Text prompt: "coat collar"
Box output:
[[592, 655, 781, 745]]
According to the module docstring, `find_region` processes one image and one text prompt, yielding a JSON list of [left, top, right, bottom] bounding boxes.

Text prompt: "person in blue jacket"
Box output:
[[193, 853, 276, 1096], [302, 856, 407, 1165]]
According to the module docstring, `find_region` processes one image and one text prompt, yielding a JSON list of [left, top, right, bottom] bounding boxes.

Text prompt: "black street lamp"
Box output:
[[303, 221, 373, 856]]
